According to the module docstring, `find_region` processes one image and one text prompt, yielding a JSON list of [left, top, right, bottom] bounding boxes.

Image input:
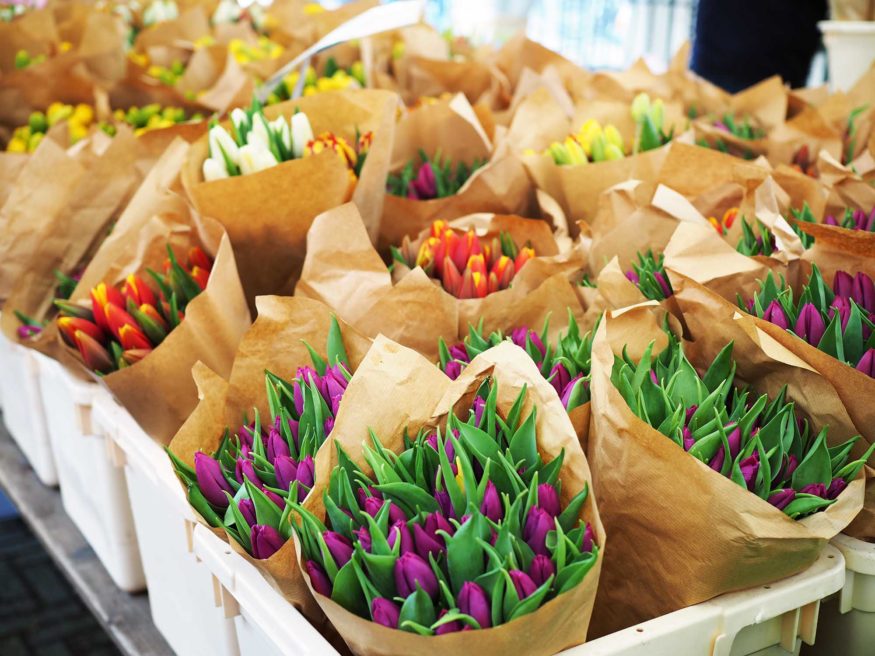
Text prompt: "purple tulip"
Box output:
[[581, 523, 594, 553], [472, 395, 486, 427], [295, 455, 314, 488], [763, 300, 790, 330], [323, 417, 334, 436], [682, 426, 694, 451], [250, 524, 284, 559], [827, 478, 847, 499], [548, 362, 571, 398], [794, 303, 826, 346], [435, 491, 455, 519], [800, 483, 828, 498], [560, 375, 584, 409], [238, 424, 256, 449], [825, 213, 839, 226], [425, 511, 454, 539], [653, 271, 673, 298], [511, 327, 546, 360], [238, 498, 257, 527], [355, 526, 372, 552], [435, 609, 462, 634], [444, 360, 463, 379], [194, 453, 233, 508], [709, 427, 742, 472], [292, 380, 305, 416], [857, 349, 875, 378], [780, 454, 799, 481], [364, 496, 384, 517], [411, 161, 437, 199], [274, 455, 299, 492], [264, 488, 285, 509], [523, 506, 553, 555], [768, 489, 796, 510], [17, 324, 41, 339], [853, 272, 875, 313], [480, 481, 503, 522], [537, 483, 561, 518], [394, 552, 438, 598], [235, 458, 261, 487], [739, 452, 759, 491], [529, 554, 556, 586], [371, 597, 400, 628], [458, 581, 491, 628], [830, 297, 851, 331], [266, 428, 290, 463], [833, 270, 855, 299], [509, 570, 538, 600], [305, 560, 332, 596], [287, 418, 300, 450], [388, 520, 413, 555], [323, 531, 353, 567], [625, 269, 640, 284], [412, 523, 444, 559]]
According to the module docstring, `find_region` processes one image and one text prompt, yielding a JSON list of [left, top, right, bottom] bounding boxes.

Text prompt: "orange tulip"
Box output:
[[514, 247, 534, 273], [91, 283, 125, 331], [122, 349, 152, 365], [119, 323, 152, 350], [121, 274, 156, 307], [104, 302, 142, 342], [58, 316, 104, 346]]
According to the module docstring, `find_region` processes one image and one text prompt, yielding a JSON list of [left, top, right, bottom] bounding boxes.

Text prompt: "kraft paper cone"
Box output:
[[297, 337, 604, 656], [0, 8, 59, 72], [587, 305, 864, 636], [815, 151, 875, 219], [493, 34, 589, 103], [181, 90, 396, 306]]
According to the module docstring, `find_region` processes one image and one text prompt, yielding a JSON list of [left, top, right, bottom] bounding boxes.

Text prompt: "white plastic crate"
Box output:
[[44, 376, 145, 591], [803, 534, 875, 656], [0, 341, 57, 486], [192, 524, 338, 656], [193, 521, 842, 656], [105, 399, 239, 656]]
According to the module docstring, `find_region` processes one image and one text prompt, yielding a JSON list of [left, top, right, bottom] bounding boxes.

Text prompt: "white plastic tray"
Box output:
[[104, 399, 239, 656], [1, 342, 56, 486]]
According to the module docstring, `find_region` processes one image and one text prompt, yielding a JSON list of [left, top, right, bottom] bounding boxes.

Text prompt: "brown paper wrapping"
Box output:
[[297, 336, 604, 656], [297, 203, 587, 359], [169, 295, 375, 622], [587, 304, 864, 636], [181, 90, 397, 306], [663, 226, 875, 539], [379, 94, 535, 251]]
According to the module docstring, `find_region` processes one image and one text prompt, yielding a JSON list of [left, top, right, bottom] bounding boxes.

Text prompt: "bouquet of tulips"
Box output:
[[266, 59, 366, 104], [791, 203, 875, 246], [742, 266, 875, 378], [624, 250, 673, 301], [284, 335, 603, 656], [386, 150, 484, 200], [587, 306, 865, 634], [5, 103, 95, 152], [392, 220, 534, 300]]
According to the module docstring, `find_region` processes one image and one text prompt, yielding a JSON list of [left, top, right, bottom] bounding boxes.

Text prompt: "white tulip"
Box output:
[[247, 113, 271, 148], [208, 125, 240, 164], [212, 0, 241, 24], [290, 112, 314, 159], [271, 116, 291, 153], [230, 108, 250, 137], [238, 143, 278, 175], [203, 157, 229, 182]]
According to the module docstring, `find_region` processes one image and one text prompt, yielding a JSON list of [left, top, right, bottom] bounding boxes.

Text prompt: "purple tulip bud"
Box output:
[[682, 426, 694, 451], [266, 428, 290, 463], [425, 432, 455, 462], [292, 381, 305, 416], [857, 349, 875, 378], [412, 161, 438, 199], [768, 489, 796, 510], [388, 520, 413, 555], [480, 481, 503, 522], [560, 375, 584, 409], [827, 478, 848, 499], [238, 424, 256, 449], [435, 609, 462, 634], [194, 452, 233, 508], [649, 369, 659, 385], [581, 523, 594, 553], [509, 570, 538, 600], [364, 496, 383, 517], [236, 458, 260, 487], [548, 362, 571, 398], [472, 395, 486, 427], [238, 498, 257, 527], [371, 597, 400, 628], [17, 324, 41, 339], [830, 297, 851, 331], [537, 483, 561, 518], [287, 418, 300, 449], [794, 303, 826, 346], [780, 454, 799, 481], [434, 491, 455, 519], [739, 452, 759, 491], [323, 417, 335, 436], [394, 552, 438, 598], [323, 531, 353, 567], [800, 483, 828, 498], [444, 360, 463, 379], [708, 427, 741, 472], [685, 405, 698, 424], [834, 270, 855, 299], [325, 374, 346, 415], [625, 269, 640, 284], [458, 581, 491, 628], [295, 455, 315, 489], [653, 271, 673, 298], [274, 456, 298, 492], [388, 502, 408, 525], [825, 213, 839, 226], [306, 560, 332, 596], [250, 524, 284, 559], [853, 272, 875, 313], [264, 488, 285, 509], [412, 523, 444, 559], [355, 526, 372, 553], [523, 506, 553, 555], [425, 511, 453, 539], [763, 300, 790, 330], [511, 327, 546, 361], [529, 554, 556, 586]]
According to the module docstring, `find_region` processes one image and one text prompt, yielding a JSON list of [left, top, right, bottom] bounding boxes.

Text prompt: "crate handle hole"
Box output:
[[763, 585, 771, 589], [827, 554, 834, 558], [635, 628, 644, 633]]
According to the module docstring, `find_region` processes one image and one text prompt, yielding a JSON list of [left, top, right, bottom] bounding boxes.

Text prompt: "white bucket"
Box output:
[[819, 21, 875, 91]]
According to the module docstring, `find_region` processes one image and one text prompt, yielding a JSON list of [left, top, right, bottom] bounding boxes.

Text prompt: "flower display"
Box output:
[[625, 250, 673, 300], [735, 218, 777, 256], [266, 59, 366, 104], [386, 150, 484, 200], [438, 314, 597, 413], [392, 220, 535, 299], [742, 266, 875, 378], [101, 104, 201, 137], [631, 92, 672, 153], [540, 119, 625, 165], [612, 333, 872, 517], [287, 381, 599, 633], [168, 317, 351, 559], [55, 246, 212, 374]]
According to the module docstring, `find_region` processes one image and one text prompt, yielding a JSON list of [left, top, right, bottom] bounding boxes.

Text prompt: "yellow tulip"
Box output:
[[72, 104, 94, 125], [6, 137, 27, 153], [604, 124, 624, 152], [27, 132, 44, 152], [68, 122, 88, 144]]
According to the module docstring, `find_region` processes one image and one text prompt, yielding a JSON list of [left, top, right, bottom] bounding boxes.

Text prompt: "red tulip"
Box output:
[[188, 246, 213, 272], [73, 330, 114, 373], [90, 282, 125, 331], [121, 274, 156, 307], [57, 316, 104, 346]]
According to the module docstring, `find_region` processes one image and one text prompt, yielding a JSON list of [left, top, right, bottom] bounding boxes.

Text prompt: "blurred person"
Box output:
[[691, 0, 828, 92]]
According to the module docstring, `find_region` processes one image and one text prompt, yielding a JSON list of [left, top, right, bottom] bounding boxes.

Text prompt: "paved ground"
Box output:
[[0, 517, 120, 656]]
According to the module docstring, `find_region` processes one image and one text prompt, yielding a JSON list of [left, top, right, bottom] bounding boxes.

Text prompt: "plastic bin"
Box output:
[[803, 534, 875, 656], [105, 399, 239, 656], [0, 341, 57, 486], [42, 374, 144, 591], [819, 21, 875, 92], [193, 520, 843, 656]]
